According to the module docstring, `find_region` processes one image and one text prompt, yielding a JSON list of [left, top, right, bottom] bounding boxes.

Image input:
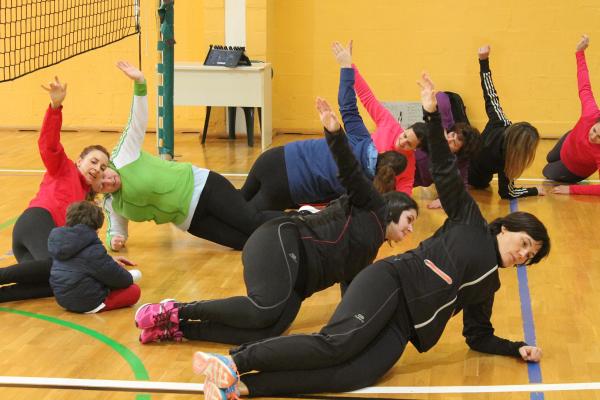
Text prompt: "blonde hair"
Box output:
[[504, 122, 539, 180]]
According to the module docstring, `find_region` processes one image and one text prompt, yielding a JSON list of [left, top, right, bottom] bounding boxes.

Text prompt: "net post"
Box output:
[[156, 0, 175, 160]]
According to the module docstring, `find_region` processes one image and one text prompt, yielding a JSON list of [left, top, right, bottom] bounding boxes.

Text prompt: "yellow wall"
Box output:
[[1, 1, 599, 137]]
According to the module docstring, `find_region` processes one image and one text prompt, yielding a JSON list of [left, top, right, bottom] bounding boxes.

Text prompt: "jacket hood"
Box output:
[[48, 224, 99, 260]]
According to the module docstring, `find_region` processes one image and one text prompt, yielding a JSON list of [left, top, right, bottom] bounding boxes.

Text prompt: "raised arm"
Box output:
[[110, 61, 149, 169], [575, 35, 599, 116], [38, 77, 69, 175], [478, 45, 511, 128], [419, 74, 485, 225], [316, 97, 384, 210], [352, 63, 399, 130], [332, 42, 371, 141], [463, 296, 541, 361]]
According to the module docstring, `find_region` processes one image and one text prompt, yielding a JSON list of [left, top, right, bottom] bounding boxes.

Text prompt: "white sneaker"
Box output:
[[298, 205, 320, 214]]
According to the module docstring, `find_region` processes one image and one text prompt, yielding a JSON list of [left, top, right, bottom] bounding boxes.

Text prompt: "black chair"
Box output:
[[201, 106, 262, 147]]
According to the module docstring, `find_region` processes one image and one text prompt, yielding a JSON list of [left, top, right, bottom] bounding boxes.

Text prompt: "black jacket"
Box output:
[[295, 128, 387, 298], [49, 224, 133, 313], [469, 58, 538, 199], [387, 110, 526, 356]]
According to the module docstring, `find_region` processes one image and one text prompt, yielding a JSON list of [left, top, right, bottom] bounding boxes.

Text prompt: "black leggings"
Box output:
[[240, 146, 296, 211], [0, 207, 55, 303], [188, 171, 283, 250], [230, 260, 413, 397], [180, 218, 306, 344], [542, 131, 586, 183]]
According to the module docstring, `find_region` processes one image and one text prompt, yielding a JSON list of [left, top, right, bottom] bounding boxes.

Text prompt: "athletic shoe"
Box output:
[[193, 351, 238, 389], [138, 326, 183, 344], [203, 380, 240, 400], [134, 299, 177, 329]]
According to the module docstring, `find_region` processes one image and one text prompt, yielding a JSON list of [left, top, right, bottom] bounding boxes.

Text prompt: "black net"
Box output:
[[0, 0, 139, 83]]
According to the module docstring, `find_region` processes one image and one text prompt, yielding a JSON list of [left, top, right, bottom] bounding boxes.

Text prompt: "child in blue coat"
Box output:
[[49, 201, 141, 313]]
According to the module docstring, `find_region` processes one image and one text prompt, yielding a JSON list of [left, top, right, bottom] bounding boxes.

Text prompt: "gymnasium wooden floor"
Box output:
[[0, 129, 599, 400]]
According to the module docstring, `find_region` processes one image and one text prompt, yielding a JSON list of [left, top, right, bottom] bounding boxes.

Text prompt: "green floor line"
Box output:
[[0, 216, 17, 231], [0, 307, 151, 400]]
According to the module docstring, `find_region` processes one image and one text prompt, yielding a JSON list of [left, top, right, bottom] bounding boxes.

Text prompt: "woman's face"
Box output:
[[98, 167, 122, 193], [496, 226, 542, 267], [588, 122, 600, 144], [395, 129, 420, 151], [445, 131, 464, 153], [77, 150, 108, 191], [385, 209, 418, 243]]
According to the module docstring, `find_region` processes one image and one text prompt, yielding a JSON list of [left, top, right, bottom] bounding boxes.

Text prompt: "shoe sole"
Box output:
[[203, 381, 226, 400], [193, 352, 237, 389]]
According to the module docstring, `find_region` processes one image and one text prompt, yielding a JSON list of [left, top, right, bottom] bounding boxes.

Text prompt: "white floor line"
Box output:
[[0, 376, 599, 395]]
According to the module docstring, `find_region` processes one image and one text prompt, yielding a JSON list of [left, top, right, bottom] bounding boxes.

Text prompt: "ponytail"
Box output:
[[374, 151, 407, 194]]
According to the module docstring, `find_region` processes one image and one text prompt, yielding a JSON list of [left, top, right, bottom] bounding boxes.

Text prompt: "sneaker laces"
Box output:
[[152, 305, 172, 329]]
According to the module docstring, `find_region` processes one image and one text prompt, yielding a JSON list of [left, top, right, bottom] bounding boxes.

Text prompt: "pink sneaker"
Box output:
[[193, 351, 238, 389], [139, 326, 184, 344], [134, 299, 178, 329], [203, 380, 240, 400]]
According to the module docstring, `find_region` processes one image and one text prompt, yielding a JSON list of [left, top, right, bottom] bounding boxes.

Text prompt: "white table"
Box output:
[[173, 62, 272, 150]]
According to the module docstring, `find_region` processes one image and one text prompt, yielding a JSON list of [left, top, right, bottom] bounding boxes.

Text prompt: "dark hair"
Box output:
[[80, 144, 110, 160], [452, 122, 481, 161], [382, 191, 419, 225], [408, 122, 428, 149], [489, 211, 550, 265], [373, 151, 407, 194], [66, 201, 105, 230]]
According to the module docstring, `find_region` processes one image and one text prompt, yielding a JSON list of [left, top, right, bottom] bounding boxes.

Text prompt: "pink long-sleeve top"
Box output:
[[562, 51, 600, 195], [28, 105, 91, 226], [352, 65, 415, 195]]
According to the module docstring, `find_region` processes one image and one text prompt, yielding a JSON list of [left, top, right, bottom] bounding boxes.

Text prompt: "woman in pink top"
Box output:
[[0, 77, 111, 303], [545, 35, 600, 196], [351, 42, 480, 207]]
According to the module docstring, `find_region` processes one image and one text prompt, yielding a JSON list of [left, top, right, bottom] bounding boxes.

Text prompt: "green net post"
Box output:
[[157, 0, 175, 160]]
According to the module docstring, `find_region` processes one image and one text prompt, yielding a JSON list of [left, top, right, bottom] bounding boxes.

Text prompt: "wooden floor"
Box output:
[[0, 130, 599, 400]]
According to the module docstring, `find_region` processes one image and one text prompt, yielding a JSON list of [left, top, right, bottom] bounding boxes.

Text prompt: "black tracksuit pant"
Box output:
[[0, 207, 55, 302], [240, 146, 296, 211], [542, 131, 586, 183], [179, 217, 306, 344], [188, 171, 283, 251], [230, 260, 413, 397]]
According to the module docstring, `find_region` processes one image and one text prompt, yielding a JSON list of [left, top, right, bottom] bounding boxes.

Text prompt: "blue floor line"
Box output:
[[510, 199, 544, 400]]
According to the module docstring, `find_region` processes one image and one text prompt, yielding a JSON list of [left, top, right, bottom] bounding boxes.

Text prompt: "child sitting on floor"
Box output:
[[49, 201, 141, 313]]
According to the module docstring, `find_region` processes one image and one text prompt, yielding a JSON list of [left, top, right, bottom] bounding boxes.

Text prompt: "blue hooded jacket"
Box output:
[[48, 224, 133, 313]]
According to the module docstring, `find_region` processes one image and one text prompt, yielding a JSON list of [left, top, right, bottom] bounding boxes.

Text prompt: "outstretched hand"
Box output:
[[518, 346, 542, 362], [417, 72, 437, 113], [576, 34, 589, 52], [113, 255, 136, 267], [41, 76, 67, 109], [116, 61, 145, 83], [478, 44, 491, 60], [552, 185, 570, 195], [331, 41, 353, 68], [316, 97, 341, 133]]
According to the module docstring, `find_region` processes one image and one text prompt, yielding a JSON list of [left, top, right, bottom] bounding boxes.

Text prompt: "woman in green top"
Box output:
[[100, 62, 278, 251]]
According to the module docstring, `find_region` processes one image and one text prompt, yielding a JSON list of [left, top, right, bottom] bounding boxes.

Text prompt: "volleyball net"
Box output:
[[0, 0, 140, 83]]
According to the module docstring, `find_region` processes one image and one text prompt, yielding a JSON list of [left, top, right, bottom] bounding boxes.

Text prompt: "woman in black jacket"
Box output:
[[134, 97, 418, 345], [191, 74, 551, 400], [468, 45, 545, 199]]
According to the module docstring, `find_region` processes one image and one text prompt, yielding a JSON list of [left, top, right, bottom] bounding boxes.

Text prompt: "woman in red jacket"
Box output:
[[0, 77, 112, 303], [545, 35, 600, 196]]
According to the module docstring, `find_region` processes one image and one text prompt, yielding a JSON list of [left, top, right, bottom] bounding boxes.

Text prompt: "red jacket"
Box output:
[[28, 106, 91, 226], [562, 51, 600, 195]]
